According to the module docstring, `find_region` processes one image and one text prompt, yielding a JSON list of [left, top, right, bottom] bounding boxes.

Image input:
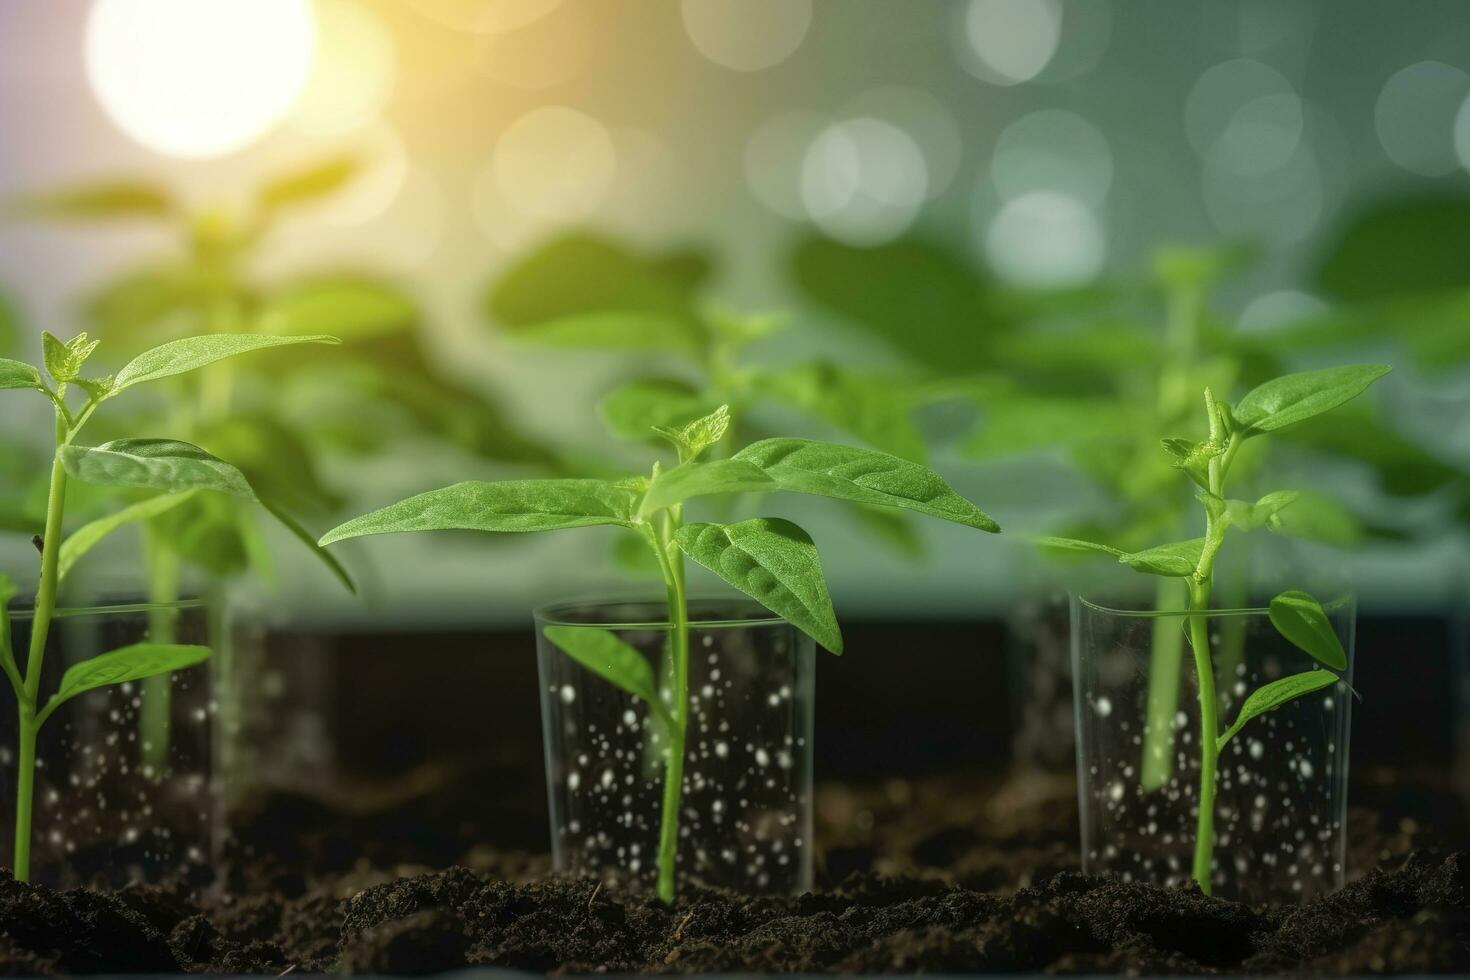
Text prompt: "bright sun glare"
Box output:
[[85, 0, 316, 159]]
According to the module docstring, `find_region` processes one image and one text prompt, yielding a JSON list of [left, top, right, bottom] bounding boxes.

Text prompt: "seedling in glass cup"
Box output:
[[0, 330, 342, 882], [320, 404, 998, 902], [1042, 363, 1389, 894]]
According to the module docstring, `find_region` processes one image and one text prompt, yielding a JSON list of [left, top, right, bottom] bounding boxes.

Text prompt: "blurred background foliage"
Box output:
[[0, 0, 1467, 623]]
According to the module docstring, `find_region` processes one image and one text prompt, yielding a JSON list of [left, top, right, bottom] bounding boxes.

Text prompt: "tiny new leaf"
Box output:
[[60, 440, 257, 499], [543, 625, 668, 722], [0, 358, 42, 390], [675, 518, 843, 653], [1217, 669, 1339, 749], [1232, 364, 1392, 437], [652, 404, 730, 462], [37, 643, 211, 726], [1268, 590, 1348, 670], [42, 332, 98, 383]]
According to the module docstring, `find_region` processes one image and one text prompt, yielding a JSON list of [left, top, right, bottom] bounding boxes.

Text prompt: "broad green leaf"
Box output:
[[512, 312, 698, 352], [674, 518, 843, 653], [57, 490, 200, 583], [38, 643, 210, 725], [610, 528, 661, 576], [0, 358, 43, 390], [150, 492, 252, 580], [1119, 539, 1204, 577], [1226, 490, 1300, 531], [542, 625, 663, 713], [42, 331, 98, 383], [1032, 536, 1124, 558], [753, 362, 927, 461], [60, 439, 257, 499], [640, 459, 773, 516], [964, 397, 1137, 460], [1279, 403, 1463, 498], [598, 378, 715, 441], [1268, 590, 1347, 670], [1266, 489, 1363, 547], [734, 437, 998, 532], [258, 499, 357, 595], [258, 156, 358, 212], [9, 180, 172, 219], [255, 279, 415, 339], [112, 333, 341, 393], [652, 404, 730, 462], [1232, 364, 1392, 437], [319, 479, 638, 545], [1217, 670, 1338, 749], [708, 308, 785, 350]]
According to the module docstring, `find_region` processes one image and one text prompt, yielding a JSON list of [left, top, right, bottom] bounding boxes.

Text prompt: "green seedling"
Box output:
[[1041, 363, 1389, 894], [0, 330, 340, 881], [320, 404, 998, 903]]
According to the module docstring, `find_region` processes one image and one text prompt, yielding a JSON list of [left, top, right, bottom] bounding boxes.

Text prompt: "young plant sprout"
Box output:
[[1041, 364, 1390, 893], [0, 330, 341, 882], [320, 404, 998, 902]]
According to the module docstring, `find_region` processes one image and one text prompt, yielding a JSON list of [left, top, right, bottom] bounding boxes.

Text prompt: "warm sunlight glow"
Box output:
[[85, 0, 315, 158]]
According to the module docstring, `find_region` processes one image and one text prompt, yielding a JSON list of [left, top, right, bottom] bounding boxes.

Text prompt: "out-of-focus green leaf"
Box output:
[[845, 502, 924, 560], [752, 362, 928, 461], [1119, 538, 1204, 577], [199, 413, 342, 514], [1152, 243, 1254, 291], [963, 397, 1137, 459], [991, 324, 1163, 375], [57, 490, 200, 583], [257, 156, 358, 213], [151, 492, 253, 579], [1233, 365, 1391, 437], [599, 378, 715, 442], [511, 312, 699, 353], [790, 235, 1003, 371], [1319, 194, 1470, 301], [1278, 403, 1463, 497], [1265, 489, 1364, 547], [81, 265, 197, 344], [9, 180, 173, 220], [255, 278, 415, 340], [610, 528, 661, 576]]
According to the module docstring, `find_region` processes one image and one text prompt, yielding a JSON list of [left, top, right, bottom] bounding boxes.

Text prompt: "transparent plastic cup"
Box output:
[[1, 599, 213, 888], [535, 599, 814, 896], [1071, 594, 1355, 903]]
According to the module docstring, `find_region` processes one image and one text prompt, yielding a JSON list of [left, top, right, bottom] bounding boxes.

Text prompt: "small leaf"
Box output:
[[1032, 536, 1124, 558], [1269, 590, 1347, 670], [511, 312, 698, 353], [61, 440, 257, 499], [9, 180, 173, 220], [258, 499, 357, 595], [42, 332, 99, 383], [58, 490, 201, 582], [38, 643, 210, 725], [598, 379, 715, 442], [640, 459, 773, 515], [734, 437, 998, 532], [0, 358, 43, 390], [1119, 539, 1204, 577], [652, 404, 730, 462], [258, 156, 358, 212], [1228, 490, 1300, 531], [675, 518, 843, 653], [1266, 489, 1363, 547], [319, 479, 638, 545], [1233, 364, 1392, 437], [542, 625, 664, 713], [254, 279, 416, 339], [112, 333, 341, 393], [1217, 670, 1338, 749]]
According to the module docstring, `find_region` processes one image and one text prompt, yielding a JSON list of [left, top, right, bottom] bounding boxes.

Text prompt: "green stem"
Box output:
[[14, 433, 69, 883], [1141, 577, 1186, 790], [141, 528, 181, 774], [649, 513, 689, 905], [1187, 578, 1219, 892]]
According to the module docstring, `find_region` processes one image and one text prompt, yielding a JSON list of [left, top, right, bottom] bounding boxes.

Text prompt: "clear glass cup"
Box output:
[[1, 599, 213, 888], [1071, 594, 1355, 903], [535, 599, 815, 896]]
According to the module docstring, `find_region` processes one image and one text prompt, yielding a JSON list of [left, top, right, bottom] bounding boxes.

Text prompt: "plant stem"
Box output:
[[1186, 578, 1219, 892], [14, 428, 69, 883], [650, 512, 690, 904], [141, 527, 181, 774], [1141, 577, 1185, 790]]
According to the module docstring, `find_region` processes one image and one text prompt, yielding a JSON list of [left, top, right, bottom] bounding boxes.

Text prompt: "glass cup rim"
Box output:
[[5, 597, 207, 623], [534, 596, 787, 630], [1075, 591, 1355, 619]]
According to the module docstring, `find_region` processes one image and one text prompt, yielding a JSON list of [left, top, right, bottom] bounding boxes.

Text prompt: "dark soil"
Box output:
[[1, 763, 1468, 974]]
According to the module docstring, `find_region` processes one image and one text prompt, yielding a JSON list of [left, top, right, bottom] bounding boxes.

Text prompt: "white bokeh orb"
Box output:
[[491, 106, 617, 220], [991, 109, 1112, 206], [290, 0, 396, 138], [681, 0, 812, 71], [958, 0, 1063, 86], [984, 190, 1104, 287], [800, 117, 928, 246], [1376, 61, 1470, 177]]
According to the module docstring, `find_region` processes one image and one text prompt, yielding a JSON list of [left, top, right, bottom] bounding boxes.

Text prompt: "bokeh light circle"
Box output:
[[745, 110, 831, 220], [959, 0, 1062, 86], [682, 0, 812, 71], [1186, 59, 1302, 175], [1201, 141, 1323, 244], [800, 117, 928, 246], [842, 86, 963, 198], [491, 106, 617, 220], [1238, 290, 1328, 332], [86, 0, 314, 158], [290, 0, 396, 137], [984, 190, 1104, 287], [1376, 61, 1470, 176], [991, 109, 1112, 206], [407, 0, 563, 35]]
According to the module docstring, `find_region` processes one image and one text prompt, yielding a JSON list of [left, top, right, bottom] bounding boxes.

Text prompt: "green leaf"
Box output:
[[1268, 590, 1347, 671], [9, 180, 173, 220], [752, 362, 927, 461], [511, 312, 698, 352], [1232, 364, 1392, 437], [1119, 539, 1204, 577], [1032, 536, 1124, 559], [38, 643, 210, 726], [674, 518, 843, 653], [652, 404, 730, 462], [112, 333, 341, 393], [81, 265, 196, 341], [640, 458, 773, 516], [598, 379, 715, 442], [1217, 670, 1338, 750], [846, 502, 924, 560], [258, 499, 357, 595], [1226, 490, 1300, 531], [0, 358, 43, 390], [257, 156, 358, 212], [963, 397, 1138, 460], [57, 490, 201, 583], [42, 331, 99, 383], [60, 439, 257, 499], [542, 625, 665, 716], [734, 437, 998, 532], [254, 279, 416, 339], [319, 479, 638, 545], [1266, 489, 1363, 547], [610, 528, 661, 576]]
